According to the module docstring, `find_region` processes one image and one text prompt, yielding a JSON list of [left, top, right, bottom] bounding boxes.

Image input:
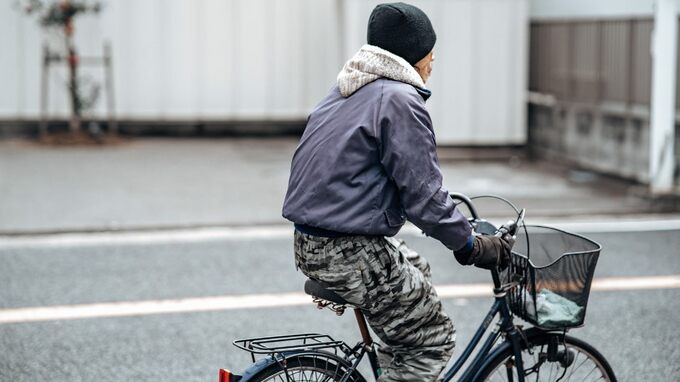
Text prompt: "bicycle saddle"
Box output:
[[304, 278, 349, 305]]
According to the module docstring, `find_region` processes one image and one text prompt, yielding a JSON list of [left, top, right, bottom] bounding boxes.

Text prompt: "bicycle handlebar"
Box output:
[[449, 192, 480, 220], [450, 192, 524, 291]]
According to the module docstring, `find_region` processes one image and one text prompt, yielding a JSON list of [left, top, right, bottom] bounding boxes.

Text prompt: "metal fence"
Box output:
[[529, 19, 655, 107]]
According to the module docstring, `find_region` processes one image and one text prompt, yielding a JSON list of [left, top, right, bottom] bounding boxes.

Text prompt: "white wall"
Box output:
[[1, 0, 343, 121], [530, 0, 656, 20], [1, 0, 528, 145]]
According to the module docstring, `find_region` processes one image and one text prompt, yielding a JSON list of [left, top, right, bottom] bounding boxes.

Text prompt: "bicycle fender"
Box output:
[[470, 328, 563, 381], [237, 350, 355, 382], [237, 356, 279, 382]]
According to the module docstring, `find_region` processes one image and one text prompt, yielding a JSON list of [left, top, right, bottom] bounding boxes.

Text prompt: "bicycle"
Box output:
[[218, 193, 617, 382]]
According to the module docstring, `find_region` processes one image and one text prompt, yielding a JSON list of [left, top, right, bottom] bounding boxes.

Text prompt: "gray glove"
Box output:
[[455, 234, 514, 270]]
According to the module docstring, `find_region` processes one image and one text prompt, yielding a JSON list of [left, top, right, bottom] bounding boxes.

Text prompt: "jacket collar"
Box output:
[[415, 87, 432, 101], [337, 44, 430, 100]]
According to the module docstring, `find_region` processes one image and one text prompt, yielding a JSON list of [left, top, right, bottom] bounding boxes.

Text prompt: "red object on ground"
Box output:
[[219, 369, 232, 382]]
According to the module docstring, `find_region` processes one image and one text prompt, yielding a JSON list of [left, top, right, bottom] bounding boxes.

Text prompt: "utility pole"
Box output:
[[649, 0, 678, 194]]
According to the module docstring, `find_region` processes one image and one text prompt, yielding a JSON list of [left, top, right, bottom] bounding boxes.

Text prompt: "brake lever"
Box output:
[[496, 208, 525, 238]]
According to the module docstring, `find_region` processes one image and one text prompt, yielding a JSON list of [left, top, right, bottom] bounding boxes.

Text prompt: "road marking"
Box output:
[[0, 275, 678, 324], [1, 218, 680, 249], [537, 219, 680, 233], [590, 275, 680, 291]]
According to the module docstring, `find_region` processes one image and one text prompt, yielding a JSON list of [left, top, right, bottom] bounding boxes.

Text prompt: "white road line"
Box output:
[[537, 219, 680, 233], [1, 275, 678, 324], [1, 218, 680, 249], [590, 275, 680, 291]]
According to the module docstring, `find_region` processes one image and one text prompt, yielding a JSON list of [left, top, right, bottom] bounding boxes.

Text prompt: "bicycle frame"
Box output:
[[440, 283, 526, 382], [437, 193, 528, 381]]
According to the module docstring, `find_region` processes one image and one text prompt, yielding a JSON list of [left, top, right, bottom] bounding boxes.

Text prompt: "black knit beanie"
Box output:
[[367, 2, 436, 65]]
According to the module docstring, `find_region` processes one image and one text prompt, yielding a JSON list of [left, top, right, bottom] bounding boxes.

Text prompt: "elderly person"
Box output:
[[282, 3, 512, 381]]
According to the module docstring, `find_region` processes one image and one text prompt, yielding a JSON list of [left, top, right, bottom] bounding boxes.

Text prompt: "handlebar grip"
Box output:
[[497, 219, 519, 237]]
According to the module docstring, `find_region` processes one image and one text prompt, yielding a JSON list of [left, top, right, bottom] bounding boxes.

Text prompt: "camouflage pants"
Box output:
[[294, 231, 455, 382]]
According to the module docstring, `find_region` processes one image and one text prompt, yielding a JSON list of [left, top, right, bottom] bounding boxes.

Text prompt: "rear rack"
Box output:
[[233, 333, 353, 362]]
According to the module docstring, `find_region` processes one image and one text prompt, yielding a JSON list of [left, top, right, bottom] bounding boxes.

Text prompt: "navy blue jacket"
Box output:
[[282, 79, 471, 251]]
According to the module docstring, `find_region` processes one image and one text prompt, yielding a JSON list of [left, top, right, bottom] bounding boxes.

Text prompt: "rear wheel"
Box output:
[[248, 354, 367, 382], [476, 333, 616, 381]]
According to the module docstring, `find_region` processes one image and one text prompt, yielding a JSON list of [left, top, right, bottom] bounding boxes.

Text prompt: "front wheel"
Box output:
[[475, 333, 616, 381], [247, 354, 367, 382]]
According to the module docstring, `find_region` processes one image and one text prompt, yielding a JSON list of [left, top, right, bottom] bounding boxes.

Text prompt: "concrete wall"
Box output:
[[0, 0, 528, 145], [529, 104, 654, 182]]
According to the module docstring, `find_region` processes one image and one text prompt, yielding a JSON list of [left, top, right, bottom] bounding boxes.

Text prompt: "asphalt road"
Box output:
[[1, 229, 679, 381]]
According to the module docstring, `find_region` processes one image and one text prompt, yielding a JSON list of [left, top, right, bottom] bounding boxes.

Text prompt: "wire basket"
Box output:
[[504, 225, 601, 329]]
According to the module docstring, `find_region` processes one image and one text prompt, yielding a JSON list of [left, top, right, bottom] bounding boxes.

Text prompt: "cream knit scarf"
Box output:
[[337, 44, 426, 97]]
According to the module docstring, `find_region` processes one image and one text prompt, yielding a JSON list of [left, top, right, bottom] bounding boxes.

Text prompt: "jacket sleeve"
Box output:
[[378, 88, 472, 251]]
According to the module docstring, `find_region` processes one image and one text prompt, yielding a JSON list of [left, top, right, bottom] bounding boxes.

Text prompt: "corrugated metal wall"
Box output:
[[0, 0, 528, 145], [0, 0, 344, 121], [529, 19, 654, 106]]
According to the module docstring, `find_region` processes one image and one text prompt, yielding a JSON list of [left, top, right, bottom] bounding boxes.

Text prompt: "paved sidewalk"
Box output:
[[0, 137, 674, 234]]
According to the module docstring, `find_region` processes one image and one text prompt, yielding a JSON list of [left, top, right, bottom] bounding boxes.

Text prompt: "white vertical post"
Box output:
[[336, 0, 347, 65], [649, 0, 678, 193]]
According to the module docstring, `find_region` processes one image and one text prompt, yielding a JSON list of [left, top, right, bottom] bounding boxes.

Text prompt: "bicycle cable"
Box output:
[[555, 328, 570, 381], [468, 194, 531, 261], [469, 194, 521, 215]]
